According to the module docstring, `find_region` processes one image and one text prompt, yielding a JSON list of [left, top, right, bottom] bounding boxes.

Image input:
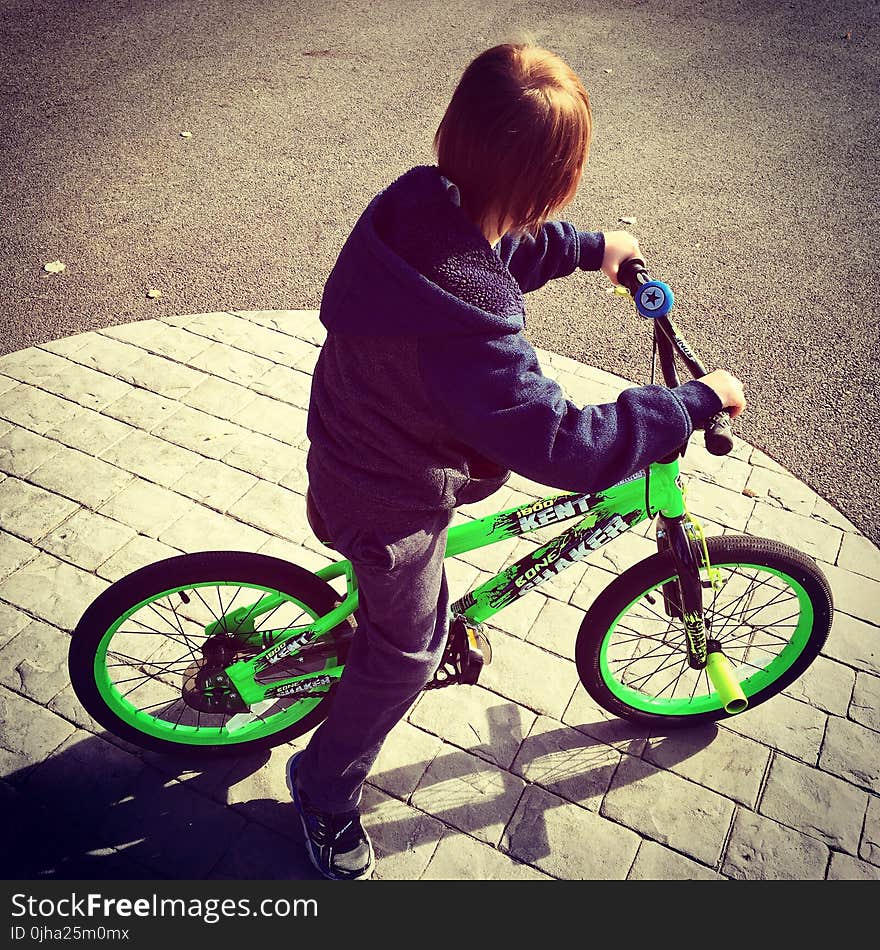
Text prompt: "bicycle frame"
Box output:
[[444, 460, 685, 623]]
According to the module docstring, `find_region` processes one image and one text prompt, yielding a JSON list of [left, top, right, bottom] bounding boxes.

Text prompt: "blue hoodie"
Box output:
[[306, 165, 720, 514]]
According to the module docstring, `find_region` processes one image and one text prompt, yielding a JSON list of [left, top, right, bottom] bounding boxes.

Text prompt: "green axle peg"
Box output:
[[705, 649, 748, 714]]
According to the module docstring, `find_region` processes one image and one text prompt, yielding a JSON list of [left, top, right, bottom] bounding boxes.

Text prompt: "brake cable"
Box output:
[[681, 481, 724, 590]]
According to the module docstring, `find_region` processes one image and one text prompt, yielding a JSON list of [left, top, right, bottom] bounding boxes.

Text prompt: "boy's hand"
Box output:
[[699, 369, 747, 418], [601, 230, 642, 284]]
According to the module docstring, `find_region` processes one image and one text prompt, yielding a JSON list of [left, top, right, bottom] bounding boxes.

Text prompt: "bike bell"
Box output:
[[634, 280, 674, 319]]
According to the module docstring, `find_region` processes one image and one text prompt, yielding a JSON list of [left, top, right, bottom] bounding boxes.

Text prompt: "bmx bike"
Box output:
[[68, 259, 834, 755]]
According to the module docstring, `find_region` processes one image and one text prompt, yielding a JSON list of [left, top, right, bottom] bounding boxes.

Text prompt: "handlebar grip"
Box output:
[[704, 410, 734, 456], [617, 258, 648, 297], [616, 258, 675, 319]]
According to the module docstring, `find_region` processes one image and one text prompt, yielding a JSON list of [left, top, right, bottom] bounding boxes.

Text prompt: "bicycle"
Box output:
[[68, 259, 834, 755]]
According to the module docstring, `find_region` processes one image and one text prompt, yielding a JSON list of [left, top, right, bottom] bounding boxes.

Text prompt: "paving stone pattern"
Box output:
[[0, 310, 878, 881]]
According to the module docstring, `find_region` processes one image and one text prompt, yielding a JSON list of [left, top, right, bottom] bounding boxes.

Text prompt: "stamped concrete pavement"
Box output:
[[0, 310, 878, 881]]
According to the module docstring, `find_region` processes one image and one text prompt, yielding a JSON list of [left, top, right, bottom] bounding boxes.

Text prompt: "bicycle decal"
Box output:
[[495, 492, 595, 534], [268, 673, 336, 699], [682, 610, 709, 666], [460, 509, 644, 617], [511, 511, 642, 597]]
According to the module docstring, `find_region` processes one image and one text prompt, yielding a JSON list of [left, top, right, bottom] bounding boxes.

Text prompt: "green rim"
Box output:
[[93, 581, 332, 746], [599, 560, 815, 716]]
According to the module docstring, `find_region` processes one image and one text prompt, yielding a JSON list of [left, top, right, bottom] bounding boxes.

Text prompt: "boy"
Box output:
[[287, 42, 746, 880]]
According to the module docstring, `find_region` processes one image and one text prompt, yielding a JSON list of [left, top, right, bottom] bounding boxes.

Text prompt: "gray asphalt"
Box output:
[[1, 0, 878, 545]]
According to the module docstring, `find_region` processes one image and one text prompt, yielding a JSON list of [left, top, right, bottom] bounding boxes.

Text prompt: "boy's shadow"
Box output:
[[1, 736, 310, 880], [1, 709, 717, 880]]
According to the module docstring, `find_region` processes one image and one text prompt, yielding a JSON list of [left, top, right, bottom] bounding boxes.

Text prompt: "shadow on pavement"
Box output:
[[366, 706, 718, 868], [1, 737, 314, 881], [1, 707, 718, 880]]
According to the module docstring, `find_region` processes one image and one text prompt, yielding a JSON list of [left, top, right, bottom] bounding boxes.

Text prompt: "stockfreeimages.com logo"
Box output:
[[10, 892, 318, 929]]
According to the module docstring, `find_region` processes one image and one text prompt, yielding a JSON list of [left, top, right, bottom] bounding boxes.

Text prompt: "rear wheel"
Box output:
[[69, 551, 353, 755], [575, 536, 833, 726]]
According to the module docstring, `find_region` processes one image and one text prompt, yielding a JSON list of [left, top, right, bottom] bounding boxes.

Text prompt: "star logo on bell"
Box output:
[[640, 287, 665, 310]]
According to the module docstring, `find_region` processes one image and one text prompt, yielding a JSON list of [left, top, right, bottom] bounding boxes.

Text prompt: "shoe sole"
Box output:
[[286, 752, 375, 882]]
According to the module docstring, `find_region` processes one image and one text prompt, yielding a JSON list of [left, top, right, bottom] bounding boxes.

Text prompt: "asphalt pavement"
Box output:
[[1, 0, 878, 547]]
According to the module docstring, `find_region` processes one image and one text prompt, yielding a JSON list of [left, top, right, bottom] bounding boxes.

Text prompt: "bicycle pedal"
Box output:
[[466, 621, 492, 664], [427, 617, 490, 688], [458, 626, 489, 685]]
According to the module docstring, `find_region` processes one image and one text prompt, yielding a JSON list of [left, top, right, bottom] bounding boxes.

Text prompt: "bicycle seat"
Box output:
[[306, 489, 335, 549]]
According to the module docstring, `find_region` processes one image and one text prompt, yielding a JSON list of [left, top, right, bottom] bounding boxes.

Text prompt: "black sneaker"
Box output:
[[286, 751, 375, 881]]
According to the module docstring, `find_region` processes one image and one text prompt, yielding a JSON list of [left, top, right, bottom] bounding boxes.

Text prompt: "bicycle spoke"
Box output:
[[149, 600, 203, 662], [247, 598, 307, 644], [119, 675, 172, 702], [709, 585, 795, 639], [104, 649, 190, 669], [118, 620, 197, 652], [634, 659, 695, 701], [107, 653, 190, 684], [171, 701, 189, 730], [142, 600, 186, 636], [713, 612, 800, 652], [112, 666, 184, 690], [124, 696, 184, 715], [610, 629, 687, 654], [610, 635, 686, 673], [624, 596, 680, 627], [225, 591, 264, 637], [618, 650, 688, 690], [188, 584, 224, 626]]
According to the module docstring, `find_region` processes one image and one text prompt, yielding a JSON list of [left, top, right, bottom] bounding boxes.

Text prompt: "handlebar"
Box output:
[[617, 259, 734, 457]]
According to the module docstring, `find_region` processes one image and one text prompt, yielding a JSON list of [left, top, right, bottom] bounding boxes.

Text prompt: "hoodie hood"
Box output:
[[319, 165, 526, 338]]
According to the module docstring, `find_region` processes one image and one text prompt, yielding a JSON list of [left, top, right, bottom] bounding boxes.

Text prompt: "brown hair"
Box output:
[[434, 43, 592, 237]]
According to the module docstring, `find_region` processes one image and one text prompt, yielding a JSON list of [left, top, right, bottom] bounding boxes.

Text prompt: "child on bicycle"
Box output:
[[288, 41, 746, 880]]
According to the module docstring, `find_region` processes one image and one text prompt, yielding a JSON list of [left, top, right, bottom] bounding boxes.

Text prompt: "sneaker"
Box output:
[[286, 751, 375, 881]]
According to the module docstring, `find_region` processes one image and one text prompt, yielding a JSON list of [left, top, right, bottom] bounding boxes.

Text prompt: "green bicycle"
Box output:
[[68, 260, 834, 755]]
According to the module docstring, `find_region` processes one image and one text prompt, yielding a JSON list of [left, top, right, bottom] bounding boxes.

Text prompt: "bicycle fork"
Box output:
[[658, 514, 748, 714]]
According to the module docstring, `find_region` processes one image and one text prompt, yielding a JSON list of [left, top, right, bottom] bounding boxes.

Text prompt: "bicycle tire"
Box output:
[[575, 535, 833, 726], [68, 551, 353, 755]]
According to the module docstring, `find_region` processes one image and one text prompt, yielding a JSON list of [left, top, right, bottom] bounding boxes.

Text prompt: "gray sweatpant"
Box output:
[[293, 475, 453, 814]]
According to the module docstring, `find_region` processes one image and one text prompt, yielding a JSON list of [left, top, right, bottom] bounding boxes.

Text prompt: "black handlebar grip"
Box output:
[[704, 410, 734, 456], [616, 257, 648, 297]]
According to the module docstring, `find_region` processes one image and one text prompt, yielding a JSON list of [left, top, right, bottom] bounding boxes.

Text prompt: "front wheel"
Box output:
[[575, 535, 833, 726], [69, 551, 353, 755]]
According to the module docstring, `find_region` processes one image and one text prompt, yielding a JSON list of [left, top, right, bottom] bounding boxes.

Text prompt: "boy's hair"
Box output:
[[434, 43, 592, 237]]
